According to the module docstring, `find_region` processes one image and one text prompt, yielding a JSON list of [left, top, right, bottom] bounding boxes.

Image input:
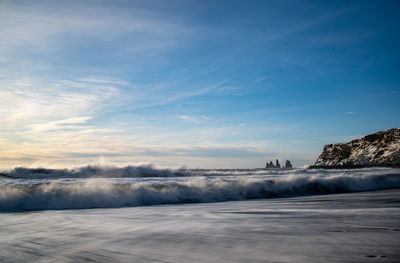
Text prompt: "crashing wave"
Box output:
[[0, 165, 193, 179], [1, 168, 399, 211]]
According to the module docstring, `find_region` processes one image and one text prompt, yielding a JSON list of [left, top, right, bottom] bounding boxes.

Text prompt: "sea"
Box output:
[[1, 166, 400, 262]]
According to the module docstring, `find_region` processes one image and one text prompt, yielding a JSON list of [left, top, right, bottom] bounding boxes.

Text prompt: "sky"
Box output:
[[1, 0, 399, 169]]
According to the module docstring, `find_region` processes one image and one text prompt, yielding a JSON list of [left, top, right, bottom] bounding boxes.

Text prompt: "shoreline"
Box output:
[[2, 189, 399, 262]]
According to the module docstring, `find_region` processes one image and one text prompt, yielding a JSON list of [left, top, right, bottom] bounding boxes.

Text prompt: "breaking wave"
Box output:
[[1, 167, 399, 211], [0, 165, 193, 179]]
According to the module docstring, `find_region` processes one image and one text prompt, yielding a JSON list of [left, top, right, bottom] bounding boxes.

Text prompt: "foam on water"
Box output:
[[0, 165, 192, 179], [1, 166, 399, 211]]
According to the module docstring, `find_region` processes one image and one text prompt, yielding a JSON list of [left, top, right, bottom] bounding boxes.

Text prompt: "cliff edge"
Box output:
[[311, 128, 400, 168]]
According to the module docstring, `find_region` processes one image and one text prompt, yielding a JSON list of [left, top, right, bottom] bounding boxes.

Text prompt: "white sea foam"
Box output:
[[1, 165, 192, 179], [1, 167, 399, 211]]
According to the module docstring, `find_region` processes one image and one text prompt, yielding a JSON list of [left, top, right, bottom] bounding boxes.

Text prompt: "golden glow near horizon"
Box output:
[[1, 1, 399, 169]]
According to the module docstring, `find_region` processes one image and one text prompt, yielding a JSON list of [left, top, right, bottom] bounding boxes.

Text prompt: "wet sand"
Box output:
[[1, 189, 400, 262]]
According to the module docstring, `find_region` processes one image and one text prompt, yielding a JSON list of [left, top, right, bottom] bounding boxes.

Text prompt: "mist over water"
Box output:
[[1, 166, 399, 212], [1, 167, 400, 262]]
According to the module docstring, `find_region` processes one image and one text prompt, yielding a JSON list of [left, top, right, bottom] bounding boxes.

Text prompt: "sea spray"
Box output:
[[1, 167, 399, 211], [1, 165, 192, 179]]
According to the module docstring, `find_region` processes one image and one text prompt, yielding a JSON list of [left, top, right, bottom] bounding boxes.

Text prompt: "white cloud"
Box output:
[[179, 115, 211, 123], [0, 77, 120, 128], [30, 116, 93, 132], [0, 1, 332, 169], [0, 1, 193, 54]]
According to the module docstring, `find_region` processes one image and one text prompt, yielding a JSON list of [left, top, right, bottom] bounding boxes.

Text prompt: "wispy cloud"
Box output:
[[0, 1, 192, 53], [30, 116, 93, 132], [179, 115, 211, 123], [1, 1, 391, 169], [0, 133, 279, 169], [0, 77, 121, 128]]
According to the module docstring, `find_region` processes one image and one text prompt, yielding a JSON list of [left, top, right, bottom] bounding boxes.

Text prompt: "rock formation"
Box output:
[[312, 128, 400, 168], [284, 160, 292, 169], [265, 159, 292, 169]]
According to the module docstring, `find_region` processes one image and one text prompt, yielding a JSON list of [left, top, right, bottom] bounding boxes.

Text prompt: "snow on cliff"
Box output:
[[314, 128, 400, 167]]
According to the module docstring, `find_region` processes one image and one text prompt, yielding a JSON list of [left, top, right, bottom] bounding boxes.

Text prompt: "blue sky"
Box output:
[[1, 0, 399, 168]]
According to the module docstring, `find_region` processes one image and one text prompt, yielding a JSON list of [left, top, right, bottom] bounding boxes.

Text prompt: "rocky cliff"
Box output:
[[312, 128, 400, 168]]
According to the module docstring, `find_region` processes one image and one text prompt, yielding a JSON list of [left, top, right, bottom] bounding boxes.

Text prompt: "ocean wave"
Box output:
[[2, 165, 394, 179], [0, 165, 193, 179], [1, 169, 399, 211], [0, 165, 313, 179]]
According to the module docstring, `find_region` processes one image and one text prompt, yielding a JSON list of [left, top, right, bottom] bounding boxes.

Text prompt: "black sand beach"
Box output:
[[1, 188, 399, 263]]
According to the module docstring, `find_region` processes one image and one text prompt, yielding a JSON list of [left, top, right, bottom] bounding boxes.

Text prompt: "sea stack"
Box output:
[[284, 160, 293, 169], [265, 159, 292, 169], [312, 128, 400, 168]]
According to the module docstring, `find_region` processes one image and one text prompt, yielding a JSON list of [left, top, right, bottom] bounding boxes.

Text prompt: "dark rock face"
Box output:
[[265, 159, 292, 169], [313, 128, 400, 168], [284, 160, 293, 169]]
